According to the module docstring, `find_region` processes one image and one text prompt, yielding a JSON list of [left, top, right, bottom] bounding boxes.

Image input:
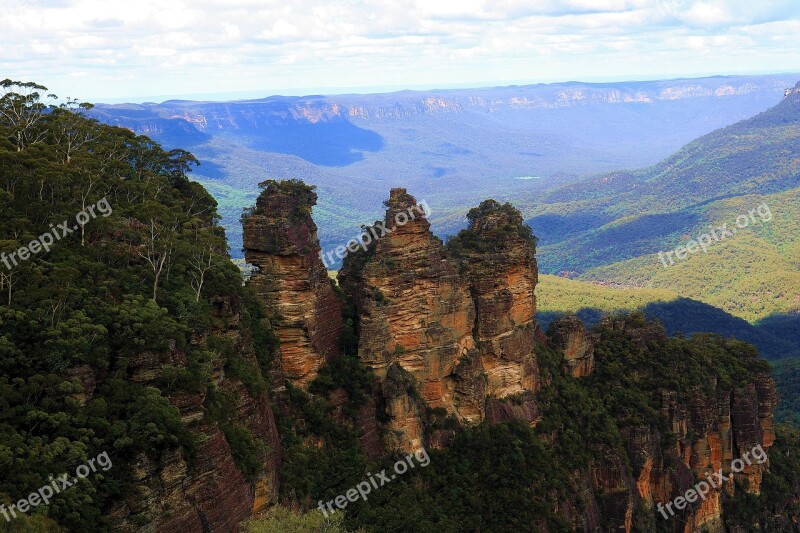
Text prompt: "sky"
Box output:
[[2, 0, 800, 102]]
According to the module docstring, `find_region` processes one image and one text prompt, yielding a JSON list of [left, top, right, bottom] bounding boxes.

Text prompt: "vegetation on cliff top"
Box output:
[[446, 199, 537, 257], [0, 80, 270, 529]]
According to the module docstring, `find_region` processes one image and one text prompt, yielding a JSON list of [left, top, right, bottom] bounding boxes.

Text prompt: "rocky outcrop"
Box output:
[[339, 189, 478, 449], [243, 180, 343, 387], [600, 320, 779, 533], [228, 182, 782, 530], [340, 192, 546, 448], [108, 295, 282, 532], [548, 315, 596, 378], [447, 200, 540, 399], [381, 363, 427, 451], [484, 393, 541, 425]]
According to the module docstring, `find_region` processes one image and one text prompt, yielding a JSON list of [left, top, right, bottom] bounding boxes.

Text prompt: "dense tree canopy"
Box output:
[[0, 81, 250, 530]]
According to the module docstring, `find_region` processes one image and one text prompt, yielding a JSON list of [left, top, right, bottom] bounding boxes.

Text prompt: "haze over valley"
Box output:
[[89, 74, 799, 258]]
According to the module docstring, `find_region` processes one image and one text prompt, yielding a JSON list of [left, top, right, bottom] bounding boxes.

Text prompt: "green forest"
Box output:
[[1, 80, 799, 531], [0, 80, 270, 530]]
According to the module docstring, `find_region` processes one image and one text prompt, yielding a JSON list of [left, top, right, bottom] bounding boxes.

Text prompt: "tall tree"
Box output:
[[134, 203, 178, 304], [50, 99, 98, 164], [0, 79, 54, 151]]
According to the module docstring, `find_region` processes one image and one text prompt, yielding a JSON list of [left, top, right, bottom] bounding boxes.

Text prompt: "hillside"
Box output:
[[536, 275, 800, 359], [88, 75, 799, 258], [529, 83, 800, 325], [0, 81, 281, 530], [537, 82, 800, 220], [563, 186, 800, 320]]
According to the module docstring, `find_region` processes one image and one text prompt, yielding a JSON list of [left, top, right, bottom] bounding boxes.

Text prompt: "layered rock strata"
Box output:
[[237, 183, 780, 531], [447, 199, 541, 398], [243, 180, 343, 387], [340, 191, 544, 449], [339, 189, 478, 448], [108, 296, 282, 531], [598, 318, 778, 532]]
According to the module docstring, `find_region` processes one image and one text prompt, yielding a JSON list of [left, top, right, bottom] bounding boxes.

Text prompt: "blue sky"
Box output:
[[2, 0, 799, 101]]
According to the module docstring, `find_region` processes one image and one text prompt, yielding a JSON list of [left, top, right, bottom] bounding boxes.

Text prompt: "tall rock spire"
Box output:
[[243, 180, 342, 388], [447, 199, 541, 399], [340, 188, 481, 449]]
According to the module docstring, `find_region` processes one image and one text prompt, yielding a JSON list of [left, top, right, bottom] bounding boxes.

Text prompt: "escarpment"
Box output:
[[585, 317, 779, 532], [240, 181, 784, 530], [108, 296, 282, 532], [243, 180, 343, 387]]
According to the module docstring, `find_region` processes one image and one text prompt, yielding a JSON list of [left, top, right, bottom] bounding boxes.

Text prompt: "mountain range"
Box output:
[[89, 74, 800, 360], [527, 82, 800, 361], [89, 74, 799, 258]]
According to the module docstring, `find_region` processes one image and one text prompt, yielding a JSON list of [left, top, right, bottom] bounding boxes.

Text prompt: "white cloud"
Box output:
[[0, 0, 798, 99]]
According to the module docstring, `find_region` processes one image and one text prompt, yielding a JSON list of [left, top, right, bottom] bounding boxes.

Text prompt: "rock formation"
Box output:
[[231, 182, 781, 530], [593, 317, 778, 532], [243, 180, 342, 387], [339, 188, 479, 449], [340, 192, 545, 449], [108, 296, 282, 531], [447, 200, 541, 399], [548, 315, 596, 378]]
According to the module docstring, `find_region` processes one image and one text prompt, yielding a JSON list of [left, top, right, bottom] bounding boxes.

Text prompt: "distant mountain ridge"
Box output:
[[530, 81, 800, 325], [88, 74, 800, 260], [94, 75, 796, 126]]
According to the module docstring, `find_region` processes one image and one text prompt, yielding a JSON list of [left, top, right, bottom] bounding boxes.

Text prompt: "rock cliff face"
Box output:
[[92, 78, 794, 132], [548, 315, 596, 378], [108, 296, 282, 532], [636, 378, 777, 532], [225, 182, 781, 531], [340, 192, 545, 449], [447, 200, 540, 400], [593, 317, 778, 532], [243, 180, 343, 387], [339, 189, 479, 449]]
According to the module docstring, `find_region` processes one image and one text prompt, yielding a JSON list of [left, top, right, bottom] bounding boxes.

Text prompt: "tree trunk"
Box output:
[[195, 271, 204, 302]]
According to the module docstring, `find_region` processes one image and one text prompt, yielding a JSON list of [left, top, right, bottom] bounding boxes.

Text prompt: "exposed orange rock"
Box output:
[[243, 180, 343, 387], [604, 322, 780, 531], [340, 193, 547, 449], [547, 315, 596, 378], [447, 200, 540, 400], [339, 189, 478, 449]]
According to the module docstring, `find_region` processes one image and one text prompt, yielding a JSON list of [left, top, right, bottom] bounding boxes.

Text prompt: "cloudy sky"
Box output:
[[2, 0, 799, 101]]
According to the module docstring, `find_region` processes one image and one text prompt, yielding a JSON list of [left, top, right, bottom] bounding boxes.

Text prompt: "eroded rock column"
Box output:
[[447, 200, 541, 400], [340, 189, 479, 449], [243, 180, 342, 388]]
